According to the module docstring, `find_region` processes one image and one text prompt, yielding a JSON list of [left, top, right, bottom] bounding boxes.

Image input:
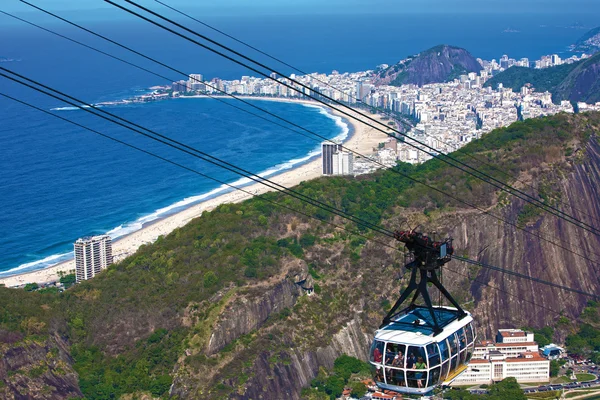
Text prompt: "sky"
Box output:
[[3, 0, 600, 16]]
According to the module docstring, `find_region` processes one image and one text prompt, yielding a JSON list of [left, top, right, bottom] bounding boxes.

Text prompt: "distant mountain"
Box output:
[[484, 52, 600, 104], [554, 52, 600, 104], [572, 26, 600, 53], [374, 45, 483, 87]]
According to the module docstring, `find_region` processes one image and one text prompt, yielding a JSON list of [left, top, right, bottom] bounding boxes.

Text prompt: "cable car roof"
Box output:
[[374, 306, 473, 345]]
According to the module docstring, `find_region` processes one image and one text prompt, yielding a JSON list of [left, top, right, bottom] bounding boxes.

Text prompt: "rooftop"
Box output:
[[375, 306, 472, 345]]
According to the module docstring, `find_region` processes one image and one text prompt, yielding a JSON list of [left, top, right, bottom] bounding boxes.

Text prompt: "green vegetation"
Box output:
[[302, 355, 370, 400], [1, 113, 600, 398], [444, 378, 526, 399], [565, 301, 600, 362], [550, 359, 566, 377], [484, 63, 579, 93], [24, 282, 39, 292], [576, 373, 596, 382], [522, 326, 554, 347], [60, 273, 76, 289], [527, 391, 561, 399]]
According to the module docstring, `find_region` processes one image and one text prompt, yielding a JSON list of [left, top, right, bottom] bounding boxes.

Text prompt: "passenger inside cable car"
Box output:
[[369, 317, 477, 394]]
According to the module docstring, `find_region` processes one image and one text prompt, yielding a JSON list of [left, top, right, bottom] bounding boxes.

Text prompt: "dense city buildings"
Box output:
[[74, 235, 113, 282], [156, 51, 600, 173], [452, 328, 550, 385]]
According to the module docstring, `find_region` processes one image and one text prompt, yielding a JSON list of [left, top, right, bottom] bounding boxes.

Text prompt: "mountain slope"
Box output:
[[375, 44, 483, 86], [2, 113, 600, 398], [484, 62, 579, 93], [553, 53, 600, 103]]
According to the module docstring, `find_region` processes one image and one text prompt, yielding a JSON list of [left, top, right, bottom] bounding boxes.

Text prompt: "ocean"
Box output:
[[0, 8, 598, 276]]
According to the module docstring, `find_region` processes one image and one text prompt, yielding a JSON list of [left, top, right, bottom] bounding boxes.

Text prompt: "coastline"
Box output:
[[0, 98, 389, 288]]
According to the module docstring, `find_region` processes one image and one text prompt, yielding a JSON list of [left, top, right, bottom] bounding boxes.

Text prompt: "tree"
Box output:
[[349, 381, 367, 398], [203, 271, 218, 288], [487, 377, 526, 400], [24, 283, 39, 292], [60, 273, 76, 289], [550, 360, 561, 377]]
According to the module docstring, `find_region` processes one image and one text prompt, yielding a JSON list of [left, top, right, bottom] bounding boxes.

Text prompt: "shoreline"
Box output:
[[0, 97, 389, 288]]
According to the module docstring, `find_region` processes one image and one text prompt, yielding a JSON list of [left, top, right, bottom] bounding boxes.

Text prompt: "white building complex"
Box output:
[[322, 141, 353, 175], [74, 235, 113, 282], [452, 328, 550, 385]]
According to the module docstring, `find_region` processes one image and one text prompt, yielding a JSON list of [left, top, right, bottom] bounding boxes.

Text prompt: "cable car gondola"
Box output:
[[369, 230, 477, 395]]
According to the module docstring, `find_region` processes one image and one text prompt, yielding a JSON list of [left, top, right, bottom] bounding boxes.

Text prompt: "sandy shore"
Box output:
[[0, 99, 390, 288]]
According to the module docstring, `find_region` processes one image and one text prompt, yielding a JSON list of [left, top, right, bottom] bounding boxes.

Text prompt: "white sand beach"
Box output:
[[0, 99, 391, 288]]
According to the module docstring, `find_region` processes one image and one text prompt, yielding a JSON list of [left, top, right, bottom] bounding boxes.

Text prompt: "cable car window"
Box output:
[[407, 369, 427, 388], [465, 323, 474, 344], [386, 367, 406, 387], [373, 365, 384, 384], [426, 343, 441, 367], [448, 334, 458, 356], [465, 347, 473, 364], [370, 340, 385, 363], [385, 343, 406, 366], [439, 339, 450, 362], [450, 354, 458, 371], [459, 349, 467, 364], [406, 346, 426, 369], [457, 328, 466, 351], [440, 361, 449, 382], [428, 366, 441, 387]]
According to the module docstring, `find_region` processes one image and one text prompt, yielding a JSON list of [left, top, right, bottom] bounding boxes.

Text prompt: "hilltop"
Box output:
[[484, 52, 600, 103], [2, 112, 600, 399], [375, 44, 483, 87]]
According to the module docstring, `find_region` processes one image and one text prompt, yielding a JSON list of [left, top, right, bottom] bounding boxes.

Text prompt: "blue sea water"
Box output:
[[0, 8, 599, 276]]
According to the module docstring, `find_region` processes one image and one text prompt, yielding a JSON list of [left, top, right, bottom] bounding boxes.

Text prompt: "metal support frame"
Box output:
[[379, 231, 467, 335]]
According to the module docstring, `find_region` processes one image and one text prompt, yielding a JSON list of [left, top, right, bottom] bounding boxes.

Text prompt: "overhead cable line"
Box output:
[[452, 255, 599, 300], [3, 90, 580, 319], [444, 266, 567, 321], [0, 67, 395, 239], [3, 69, 599, 302], [156, 0, 600, 228], [9, 5, 600, 268], [109, 0, 600, 238], [0, 90, 399, 254]]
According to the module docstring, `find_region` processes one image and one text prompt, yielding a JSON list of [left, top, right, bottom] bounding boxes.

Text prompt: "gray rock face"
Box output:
[[0, 334, 82, 399], [206, 280, 302, 355]]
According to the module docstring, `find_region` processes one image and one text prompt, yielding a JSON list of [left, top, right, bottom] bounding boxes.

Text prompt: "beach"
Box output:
[[0, 99, 390, 288]]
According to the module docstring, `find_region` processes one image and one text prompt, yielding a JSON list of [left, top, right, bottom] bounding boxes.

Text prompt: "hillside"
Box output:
[[572, 26, 600, 53], [484, 62, 579, 93], [484, 53, 600, 104], [2, 112, 600, 399], [375, 45, 483, 87], [553, 53, 600, 104]]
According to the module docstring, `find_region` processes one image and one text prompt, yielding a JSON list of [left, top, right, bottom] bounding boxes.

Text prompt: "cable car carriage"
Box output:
[[369, 231, 477, 395]]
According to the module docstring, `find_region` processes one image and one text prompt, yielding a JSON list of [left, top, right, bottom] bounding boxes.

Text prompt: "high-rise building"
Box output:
[[322, 142, 341, 175], [332, 151, 353, 175], [74, 235, 113, 282]]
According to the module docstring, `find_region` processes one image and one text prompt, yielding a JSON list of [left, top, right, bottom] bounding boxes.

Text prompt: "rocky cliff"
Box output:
[[375, 45, 483, 86], [0, 332, 82, 399]]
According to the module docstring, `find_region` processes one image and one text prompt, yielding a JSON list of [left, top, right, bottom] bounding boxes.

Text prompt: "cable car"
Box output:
[[369, 230, 477, 395]]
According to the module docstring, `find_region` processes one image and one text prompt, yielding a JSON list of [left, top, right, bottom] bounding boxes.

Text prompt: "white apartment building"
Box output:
[[452, 329, 550, 385], [74, 235, 113, 282], [332, 151, 354, 175]]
